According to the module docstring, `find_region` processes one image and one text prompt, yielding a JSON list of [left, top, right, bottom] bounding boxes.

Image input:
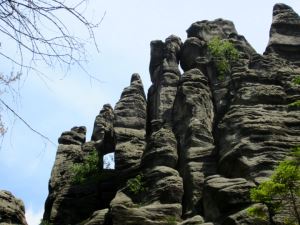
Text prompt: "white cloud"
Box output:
[[25, 207, 43, 225]]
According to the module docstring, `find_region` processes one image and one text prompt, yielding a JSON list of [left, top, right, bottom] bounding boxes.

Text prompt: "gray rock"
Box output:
[[83, 209, 110, 225], [91, 104, 115, 154], [110, 35, 184, 222], [179, 215, 205, 225], [187, 19, 237, 41], [149, 35, 182, 83], [218, 54, 300, 182], [221, 204, 269, 225], [203, 175, 255, 222], [43, 128, 116, 225], [265, 3, 300, 66], [58, 126, 86, 145], [148, 35, 182, 131], [41, 4, 300, 225], [0, 190, 27, 225], [173, 68, 216, 217], [114, 73, 147, 171], [141, 126, 178, 169], [180, 37, 207, 72], [91, 104, 115, 168], [111, 195, 182, 225]]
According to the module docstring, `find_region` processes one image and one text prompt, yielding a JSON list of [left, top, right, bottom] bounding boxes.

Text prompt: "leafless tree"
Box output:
[[0, 0, 103, 138]]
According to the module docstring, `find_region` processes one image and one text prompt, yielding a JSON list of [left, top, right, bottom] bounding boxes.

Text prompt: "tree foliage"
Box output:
[[71, 150, 100, 184], [249, 148, 300, 225], [126, 174, 145, 195], [293, 76, 300, 85], [207, 37, 239, 80]]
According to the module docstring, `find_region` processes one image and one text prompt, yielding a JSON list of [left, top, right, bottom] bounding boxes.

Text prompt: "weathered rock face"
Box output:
[[173, 68, 216, 217], [110, 35, 184, 225], [43, 109, 117, 225], [265, 3, 300, 66], [114, 73, 147, 171], [43, 127, 101, 225], [0, 190, 28, 225], [43, 3, 300, 225]]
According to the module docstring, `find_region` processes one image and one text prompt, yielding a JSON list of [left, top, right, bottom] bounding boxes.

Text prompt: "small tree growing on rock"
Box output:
[[71, 150, 101, 184], [248, 147, 300, 225], [207, 37, 239, 81]]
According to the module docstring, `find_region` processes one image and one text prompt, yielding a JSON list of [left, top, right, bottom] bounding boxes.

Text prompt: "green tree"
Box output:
[[126, 174, 145, 194], [292, 76, 300, 85], [207, 37, 239, 80], [249, 148, 300, 224], [71, 150, 100, 184]]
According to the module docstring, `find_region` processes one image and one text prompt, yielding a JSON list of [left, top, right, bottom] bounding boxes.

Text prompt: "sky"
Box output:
[[0, 1, 299, 225]]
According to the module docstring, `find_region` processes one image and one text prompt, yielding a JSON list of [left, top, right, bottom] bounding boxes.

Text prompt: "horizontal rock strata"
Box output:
[[42, 3, 300, 225], [0, 190, 28, 225]]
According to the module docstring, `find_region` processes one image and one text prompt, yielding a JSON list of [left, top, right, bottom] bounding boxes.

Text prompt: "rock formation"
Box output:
[[42, 3, 300, 225], [114, 73, 147, 171], [0, 190, 28, 225]]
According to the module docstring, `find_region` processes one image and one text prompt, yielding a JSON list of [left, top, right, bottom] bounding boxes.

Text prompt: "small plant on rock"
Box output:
[[165, 216, 177, 225], [248, 147, 300, 225], [126, 174, 145, 194], [288, 100, 300, 109], [292, 76, 300, 85], [71, 150, 100, 184], [208, 37, 239, 81]]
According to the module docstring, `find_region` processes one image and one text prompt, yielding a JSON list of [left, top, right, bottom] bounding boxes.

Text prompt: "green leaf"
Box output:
[[247, 205, 268, 220], [207, 37, 239, 80], [71, 150, 100, 184], [292, 76, 300, 85], [288, 100, 300, 109], [126, 174, 145, 194]]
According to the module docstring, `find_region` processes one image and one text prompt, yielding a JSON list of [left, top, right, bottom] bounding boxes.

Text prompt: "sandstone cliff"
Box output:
[[0, 190, 28, 225], [42, 3, 300, 225]]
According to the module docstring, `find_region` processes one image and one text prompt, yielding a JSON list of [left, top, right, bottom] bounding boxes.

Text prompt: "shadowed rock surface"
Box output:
[[42, 3, 300, 225], [0, 190, 28, 225]]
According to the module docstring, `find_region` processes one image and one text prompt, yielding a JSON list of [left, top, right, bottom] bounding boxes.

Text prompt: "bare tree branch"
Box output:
[[0, 0, 104, 142], [0, 98, 56, 146], [0, 0, 102, 75]]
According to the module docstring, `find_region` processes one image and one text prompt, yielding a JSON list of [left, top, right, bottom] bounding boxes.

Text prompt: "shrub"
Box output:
[[248, 147, 300, 225], [165, 216, 177, 225], [71, 150, 100, 184], [288, 100, 300, 109], [126, 174, 145, 194], [292, 76, 300, 85], [208, 37, 239, 80]]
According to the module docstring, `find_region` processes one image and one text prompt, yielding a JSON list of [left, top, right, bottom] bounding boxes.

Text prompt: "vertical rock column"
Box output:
[[91, 104, 115, 168], [142, 35, 182, 168], [265, 3, 300, 66], [140, 35, 184, 220], [113, 73, 147, 171], [44, 105, 116, 225], [173, 68, 215, 217], [110, 36, 184, 225], [178, 20, 258, 220], [43, 126, 96, 225]]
